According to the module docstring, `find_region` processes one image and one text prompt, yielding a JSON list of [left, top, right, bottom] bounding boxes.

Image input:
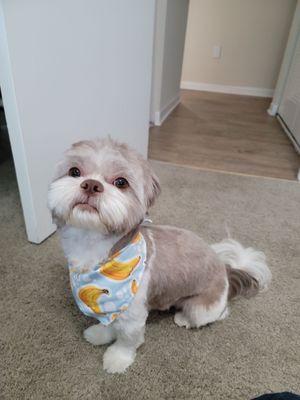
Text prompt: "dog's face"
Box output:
[[48, 138, 160, 234]]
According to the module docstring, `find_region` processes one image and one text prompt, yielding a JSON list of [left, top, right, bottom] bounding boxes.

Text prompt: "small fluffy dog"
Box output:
[[48, 137, 271, 374]]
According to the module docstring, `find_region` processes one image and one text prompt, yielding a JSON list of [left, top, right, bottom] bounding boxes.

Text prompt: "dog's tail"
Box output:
[[211, 239, 271, 300]]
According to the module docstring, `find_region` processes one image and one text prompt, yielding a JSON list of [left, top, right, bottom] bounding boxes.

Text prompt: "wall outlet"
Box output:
[[213, 45, 222, 59]]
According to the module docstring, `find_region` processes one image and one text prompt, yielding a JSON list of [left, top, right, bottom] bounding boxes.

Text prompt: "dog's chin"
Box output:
[[67, 205, 108, 232], [74, 203, 98, 214]]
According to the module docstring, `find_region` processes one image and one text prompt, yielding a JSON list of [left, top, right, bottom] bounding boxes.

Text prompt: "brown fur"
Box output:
[[226, 265, 259, 300], [142, 225, 227, 311]]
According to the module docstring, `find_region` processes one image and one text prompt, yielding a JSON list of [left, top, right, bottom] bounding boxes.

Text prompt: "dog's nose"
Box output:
[[80, 179, 104, 195]]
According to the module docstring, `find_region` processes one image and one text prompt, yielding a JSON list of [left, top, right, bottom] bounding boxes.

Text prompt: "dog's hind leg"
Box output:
[[174, 279, 229, 329]]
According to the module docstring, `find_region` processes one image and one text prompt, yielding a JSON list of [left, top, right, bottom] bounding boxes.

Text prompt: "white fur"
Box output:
[[102, 269, 150, 373], [102, 343, 136, 373], [211, 239, 272, 291], [60, 225, 122, 267], [48, 173, 137, 233], [174, 280, 229, 329], [84, 324, 116, 346]]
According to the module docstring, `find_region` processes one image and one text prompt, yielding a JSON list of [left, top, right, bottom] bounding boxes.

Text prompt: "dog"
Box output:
[[48, 137, 271, 374]]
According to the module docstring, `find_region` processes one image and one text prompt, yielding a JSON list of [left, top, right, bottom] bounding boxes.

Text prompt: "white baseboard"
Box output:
[[181, 81, 274, 98], [277, 114, 300, 155], [154, 94, 180, 126]]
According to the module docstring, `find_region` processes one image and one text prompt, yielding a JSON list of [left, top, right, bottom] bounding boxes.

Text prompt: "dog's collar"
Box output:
[[108, 225, 141, 259], [108, 216, 151, 258]]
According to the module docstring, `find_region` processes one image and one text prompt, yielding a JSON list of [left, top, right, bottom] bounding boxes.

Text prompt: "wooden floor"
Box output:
[[149, 90, 300, 180]]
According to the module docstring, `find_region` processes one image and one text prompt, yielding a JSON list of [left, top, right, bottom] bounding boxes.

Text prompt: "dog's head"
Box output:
[[48, 138, 160, 234]]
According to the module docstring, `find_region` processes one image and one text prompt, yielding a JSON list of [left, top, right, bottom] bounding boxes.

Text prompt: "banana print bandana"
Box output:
[[69, 232, 147, 325]]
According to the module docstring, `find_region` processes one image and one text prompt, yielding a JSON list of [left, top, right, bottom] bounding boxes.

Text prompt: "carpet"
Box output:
[[1, 158, 300, 400]]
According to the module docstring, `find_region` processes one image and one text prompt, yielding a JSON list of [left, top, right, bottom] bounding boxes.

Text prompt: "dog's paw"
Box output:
[[103, 344, 135, 374], [84, 324, 115, 346], [218, 306, 230, 321], [174, 312, 191, 329]]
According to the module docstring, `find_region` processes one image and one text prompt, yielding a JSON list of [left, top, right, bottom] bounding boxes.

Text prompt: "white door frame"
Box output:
[[268, 0, 300, 116], [0, 4, 54, 243]]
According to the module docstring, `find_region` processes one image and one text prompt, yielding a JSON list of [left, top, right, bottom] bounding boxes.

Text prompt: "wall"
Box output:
[[182, 0, 297, 96], [0, 0, 155, 243], [151, 0, 189, 125]]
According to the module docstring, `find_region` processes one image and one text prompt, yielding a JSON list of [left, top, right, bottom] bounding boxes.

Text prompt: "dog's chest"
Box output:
[[59, 225, 122, 271]]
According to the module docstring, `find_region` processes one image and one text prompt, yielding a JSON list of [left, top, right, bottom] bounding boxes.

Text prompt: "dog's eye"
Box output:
[[113, 177, 129, 189], [68, 167, 81, 178]]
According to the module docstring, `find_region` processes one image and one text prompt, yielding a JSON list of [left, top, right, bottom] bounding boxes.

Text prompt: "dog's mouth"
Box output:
[[73, 203, 98, 214]]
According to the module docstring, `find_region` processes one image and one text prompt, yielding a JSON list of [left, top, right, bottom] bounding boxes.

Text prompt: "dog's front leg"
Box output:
[[102, 302, 148, 374], [102, 269, 150, 374], [84, 323, 116, 346], [102, 321, 145, 374]]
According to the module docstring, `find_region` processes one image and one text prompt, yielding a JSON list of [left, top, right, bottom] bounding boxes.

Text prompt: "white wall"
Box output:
[[151, 0, 189, 125], [182, 0, 297, 96], [0, 0, 155, 243]]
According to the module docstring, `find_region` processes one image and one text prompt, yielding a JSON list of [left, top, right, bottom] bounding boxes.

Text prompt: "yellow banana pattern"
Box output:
[[99, 256, 141, 281], [78, 286, 109, 314], [131, 279, 138, 295], [70, 231, 146, 325]]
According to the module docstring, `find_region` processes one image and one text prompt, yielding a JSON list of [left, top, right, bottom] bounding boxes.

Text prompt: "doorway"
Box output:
[[149, 0, 300, 181]]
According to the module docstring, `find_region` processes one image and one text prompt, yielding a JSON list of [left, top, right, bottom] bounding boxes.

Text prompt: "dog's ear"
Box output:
[[144, 168, 161, 208]]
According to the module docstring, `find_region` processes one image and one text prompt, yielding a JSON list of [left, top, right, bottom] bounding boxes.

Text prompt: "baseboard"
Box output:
[[277, 114, 300, 155], [181, 81, 274, 98], [154, 95, 180, 126]]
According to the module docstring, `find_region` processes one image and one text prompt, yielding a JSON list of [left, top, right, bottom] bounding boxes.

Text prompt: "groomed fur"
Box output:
[[211, 239, 271, 300], [48, 137, 272, 373], [225, 266, 259, 300], [48, 137, 160, 234]]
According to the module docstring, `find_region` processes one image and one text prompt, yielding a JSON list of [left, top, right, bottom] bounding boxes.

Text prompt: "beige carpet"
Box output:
[[1, 158, 300, 400]]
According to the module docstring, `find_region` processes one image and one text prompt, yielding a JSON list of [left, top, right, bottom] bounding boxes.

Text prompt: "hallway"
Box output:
[[149, 90, 300, 180]]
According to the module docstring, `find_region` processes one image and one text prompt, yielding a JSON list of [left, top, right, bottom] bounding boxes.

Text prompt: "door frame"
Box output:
[[0, 4, 54, 243]]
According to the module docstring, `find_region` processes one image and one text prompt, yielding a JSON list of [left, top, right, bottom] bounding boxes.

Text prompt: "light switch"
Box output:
[[213, 45, 222, 59]]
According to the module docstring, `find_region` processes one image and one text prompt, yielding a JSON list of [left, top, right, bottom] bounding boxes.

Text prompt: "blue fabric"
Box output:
[[68, 232, 147, 325]]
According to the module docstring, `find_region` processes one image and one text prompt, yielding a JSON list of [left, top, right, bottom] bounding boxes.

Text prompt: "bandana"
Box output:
[[68, 231, 147, 325]]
